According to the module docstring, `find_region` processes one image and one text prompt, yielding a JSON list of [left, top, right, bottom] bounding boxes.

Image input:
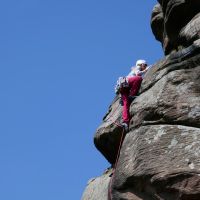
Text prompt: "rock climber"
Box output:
[[115, 59, 150, 131]]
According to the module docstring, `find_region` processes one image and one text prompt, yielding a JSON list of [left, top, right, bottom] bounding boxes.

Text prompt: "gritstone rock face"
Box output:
[[82, 1, 200, 200], [151, 0, 200, 55]]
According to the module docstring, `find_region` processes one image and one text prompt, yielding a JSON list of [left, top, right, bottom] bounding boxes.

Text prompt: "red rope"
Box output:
[[103, 97, 126, 199], [108, 122, 125, 200]]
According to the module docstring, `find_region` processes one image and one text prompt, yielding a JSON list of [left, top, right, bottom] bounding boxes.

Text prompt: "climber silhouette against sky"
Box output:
[[116, 60, 149, 131]]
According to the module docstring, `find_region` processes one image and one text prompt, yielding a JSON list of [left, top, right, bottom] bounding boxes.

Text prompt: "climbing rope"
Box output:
[[103, 95, 138, 199], [108, 122, 125, 200]]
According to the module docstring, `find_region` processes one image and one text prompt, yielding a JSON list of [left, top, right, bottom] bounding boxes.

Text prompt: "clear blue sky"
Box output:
[[0, 0, 162, 199]]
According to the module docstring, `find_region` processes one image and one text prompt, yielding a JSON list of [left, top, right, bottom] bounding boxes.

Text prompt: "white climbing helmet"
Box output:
[[136, 59, 147, 66]]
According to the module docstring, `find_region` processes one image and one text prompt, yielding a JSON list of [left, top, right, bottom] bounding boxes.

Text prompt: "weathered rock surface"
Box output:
[[82, 1, 200, 200], [130, 55, 200, 130], [81, 169, 111, 200], [112, 125, 200, 200], [94, 96, 124, 165], [151, 1, 200, 55], [151, 4, 164, 43], [93, 39, 200, 166], [180, 13, 200, 47]]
